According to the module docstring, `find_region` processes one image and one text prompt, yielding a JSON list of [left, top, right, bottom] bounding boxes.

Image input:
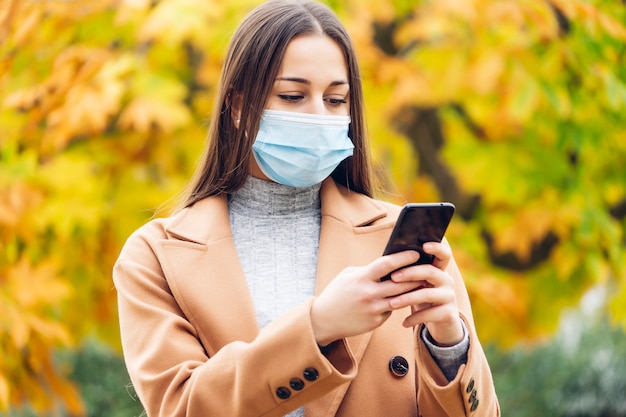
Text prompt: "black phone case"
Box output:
[[381, 202, 455, 280]]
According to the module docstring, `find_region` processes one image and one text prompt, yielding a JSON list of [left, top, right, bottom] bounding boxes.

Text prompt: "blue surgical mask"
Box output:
[[252, 109, 354, 187]]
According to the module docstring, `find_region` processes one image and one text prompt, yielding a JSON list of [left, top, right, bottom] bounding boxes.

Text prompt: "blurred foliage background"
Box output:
[[0, 0, 624, 415]]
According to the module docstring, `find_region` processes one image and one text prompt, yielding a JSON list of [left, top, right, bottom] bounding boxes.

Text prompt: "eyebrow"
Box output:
[[275, 76, 349, 87]]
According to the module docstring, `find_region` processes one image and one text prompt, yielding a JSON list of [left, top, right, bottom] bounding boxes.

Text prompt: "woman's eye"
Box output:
[[278, 94, 303, 102], [326, 97, 348, 106]]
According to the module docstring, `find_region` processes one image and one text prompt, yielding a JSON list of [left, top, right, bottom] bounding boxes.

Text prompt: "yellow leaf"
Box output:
[[597, 13, 626, 41], [551, 243, 581, 281], [47, 372, 85, 416], [492, 206, 555, 262], [0, 182, 44, 230], [39, 0, 115, 18], [520, 1, 560, 42], [0, 375, 8, 410], [462, 95, 500, 135], [396, 14, 453, 44], [403, 47, 468, 105], [28, 315, 72, 346], [503, 63, 540, 124], [484, 1, 523, 23], [139, 0, 226, 46], [5, 46, 120, 153], [8, 309, 30, 348], [609, 280, 626, 327], [10, 6, 42, 47], [35, 153, 106, 237], [3, 85, 48, 112], [38, 49, 124, 151], [119, 0, 151, 13], [7, 258, 72, 309], [543, 83, 572, 118], [467, 51, 505, 95], [118, 97, 192, 133], [47, 85, 109, 131], [470, 274, 527, 323]]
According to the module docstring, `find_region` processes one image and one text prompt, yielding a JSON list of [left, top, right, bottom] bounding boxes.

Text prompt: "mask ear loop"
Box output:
[[344, 130, 353, 193]]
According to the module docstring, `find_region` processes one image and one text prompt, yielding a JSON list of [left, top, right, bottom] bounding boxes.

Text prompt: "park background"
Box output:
[[1, 0, 625, 415]]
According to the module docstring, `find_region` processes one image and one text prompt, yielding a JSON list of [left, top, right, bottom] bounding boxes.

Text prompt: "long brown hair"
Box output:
[[179, 0, 373, 210]]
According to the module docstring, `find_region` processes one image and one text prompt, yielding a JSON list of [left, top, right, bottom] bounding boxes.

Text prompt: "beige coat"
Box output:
[[113, 178, 500, 417]]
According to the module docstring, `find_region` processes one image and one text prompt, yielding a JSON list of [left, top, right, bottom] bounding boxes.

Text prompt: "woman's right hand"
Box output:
[[310, 250, 423, 346]]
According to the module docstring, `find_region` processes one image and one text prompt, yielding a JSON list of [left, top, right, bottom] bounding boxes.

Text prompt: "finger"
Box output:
[[422, 240, 451, 269], [401, 303, 460, 329], [379, 279, 427, 299], [388, 286, 455, 311], [390, 264, 452, 289], [367, 251, 420, 282]]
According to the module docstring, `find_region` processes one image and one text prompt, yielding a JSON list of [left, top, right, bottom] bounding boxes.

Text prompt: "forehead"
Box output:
[[277, 34, 348, 81]]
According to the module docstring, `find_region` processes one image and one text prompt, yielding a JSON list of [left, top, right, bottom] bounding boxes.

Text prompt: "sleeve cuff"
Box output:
[[420, 319, 469, 382]]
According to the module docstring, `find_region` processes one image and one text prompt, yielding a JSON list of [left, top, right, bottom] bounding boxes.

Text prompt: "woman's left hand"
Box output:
[[387, 240, 464, 346]]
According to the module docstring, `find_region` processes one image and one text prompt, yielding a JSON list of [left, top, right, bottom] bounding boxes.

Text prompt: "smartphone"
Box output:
[[380, 202, 455, 281]]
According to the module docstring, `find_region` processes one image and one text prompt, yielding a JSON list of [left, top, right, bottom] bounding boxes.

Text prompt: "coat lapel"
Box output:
[[307, 180, 393, 417], [154, 196, 259, 356], [314, 179, 390, 293]]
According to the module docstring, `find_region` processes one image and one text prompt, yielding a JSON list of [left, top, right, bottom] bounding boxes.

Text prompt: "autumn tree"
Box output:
[[336, 0, 626, 343], [1, 0, 624, 413]]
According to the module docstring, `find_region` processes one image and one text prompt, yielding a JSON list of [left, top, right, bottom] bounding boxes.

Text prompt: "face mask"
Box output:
[[252, 109, 354, 187]]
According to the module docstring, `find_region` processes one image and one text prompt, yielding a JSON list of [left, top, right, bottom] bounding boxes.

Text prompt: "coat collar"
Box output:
[[163, 178, 389, 245]]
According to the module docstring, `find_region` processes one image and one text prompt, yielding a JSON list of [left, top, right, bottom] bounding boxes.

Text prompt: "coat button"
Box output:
[[389, 355, 409, 377], [303, 368, 319, 382], [470, 398, 479, 412], [276, 386, 291, 400], [469, 389, 477, 403], [466, 378, 475, 393], [290, 378, 305, 391]]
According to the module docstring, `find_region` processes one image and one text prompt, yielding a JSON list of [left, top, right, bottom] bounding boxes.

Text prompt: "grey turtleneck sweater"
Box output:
[[228, 176, 469, 417]]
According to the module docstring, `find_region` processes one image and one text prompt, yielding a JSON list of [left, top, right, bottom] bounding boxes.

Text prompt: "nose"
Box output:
[[306, 95, 327, 115]]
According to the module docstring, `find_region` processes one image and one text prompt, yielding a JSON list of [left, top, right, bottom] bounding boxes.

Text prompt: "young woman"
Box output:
[[113, 1, 500, 416]]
